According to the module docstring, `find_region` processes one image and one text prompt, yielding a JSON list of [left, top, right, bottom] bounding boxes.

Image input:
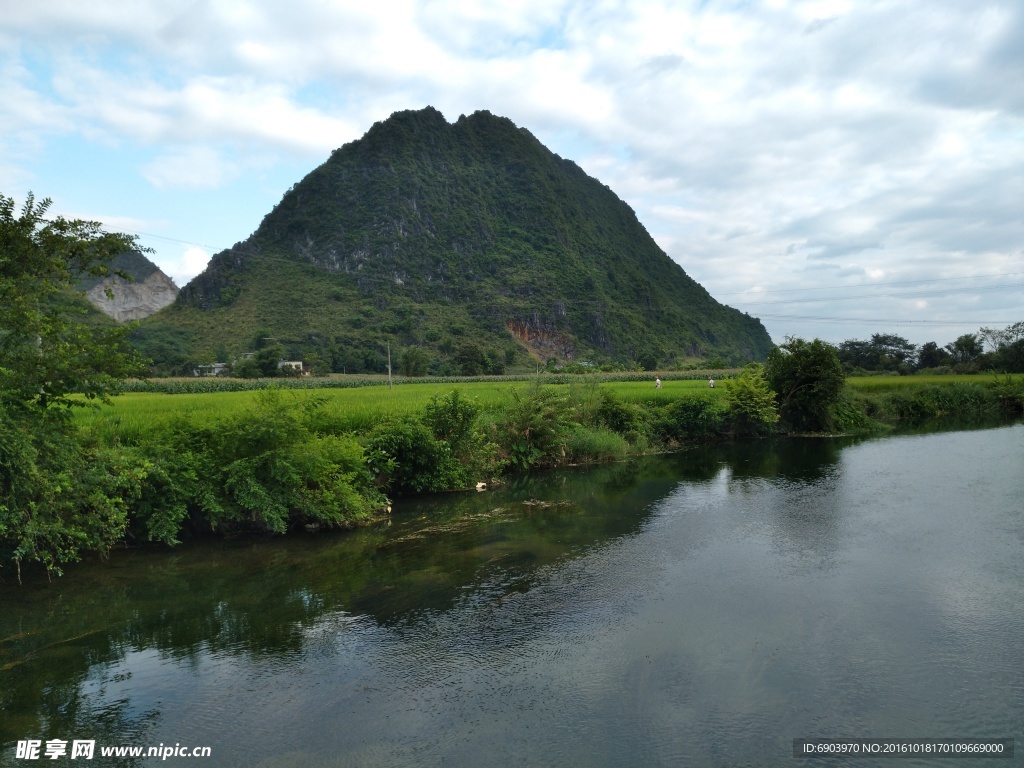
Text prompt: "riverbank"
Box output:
[[3, 373, 1022, 581]]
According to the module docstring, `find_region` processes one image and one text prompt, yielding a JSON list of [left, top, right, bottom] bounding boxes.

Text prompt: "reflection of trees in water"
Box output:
[[724, 438, 859, 569], [0, 458, 678, 747], [0, 438, 873, 749], [659, 437, 864, 571], [0, 625, 160, 765]]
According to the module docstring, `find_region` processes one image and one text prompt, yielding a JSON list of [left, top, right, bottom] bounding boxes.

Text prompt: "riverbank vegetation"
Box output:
[[2, 368, 1016, 580], [3, 195, 1023, 580]]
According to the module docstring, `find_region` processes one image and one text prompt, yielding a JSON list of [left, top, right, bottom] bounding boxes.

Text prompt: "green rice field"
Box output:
[[75, 373, 1019, 445], [75, 377, 726, 441], [845, 373, 1018, 391]]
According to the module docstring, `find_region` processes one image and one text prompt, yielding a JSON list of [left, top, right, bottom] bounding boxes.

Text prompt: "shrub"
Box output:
[[494, 383, 573, 469], [724, 363, 779, 436], [1, 407, 147, 579], [422, 390, 502, 480], [654, 396, 724, 441], [133, 390, 386, 537], [596, 390, 649, 442], [366, 418, 466, 494]]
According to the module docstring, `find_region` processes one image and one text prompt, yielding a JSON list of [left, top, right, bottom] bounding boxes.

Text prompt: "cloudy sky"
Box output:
[[3, 0, 1022, 346]]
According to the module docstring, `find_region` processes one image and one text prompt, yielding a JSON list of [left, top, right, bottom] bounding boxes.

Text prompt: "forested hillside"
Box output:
[[137, 107, 771, 373]]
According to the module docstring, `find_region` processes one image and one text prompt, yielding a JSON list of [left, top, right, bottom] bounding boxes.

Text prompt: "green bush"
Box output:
[[654, 396, 724, 441], [494, 383, 573, 469], [130, 391, 386, 537], [366, 417, 466, 494], [595, 390, 650, 443], [988, 374, 1024, 414], [724, 363, 779, 436], [1, 407, 147, 579], [422, 390, 503, 480]]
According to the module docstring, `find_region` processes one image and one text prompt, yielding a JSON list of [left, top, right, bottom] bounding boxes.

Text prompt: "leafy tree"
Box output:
[[455, 340, 486, 376], [764, 337, 845, 432], [917, 341, 950, 370], [945, 333, 983, 365], [232, 357, 261, 379], [254, 344, 285, 377], [836, 339, 875, 371], [484, 347, 506, 375], [1, 193, 146, 409], [400, 346, 431, 376], [990, 338, 1024, 373], [724, 363, 779, 436], [979, 322, 1023, 354], [838, 333, 915, 372], [1, 193, 148, 579], [870, 333, 916, 369]]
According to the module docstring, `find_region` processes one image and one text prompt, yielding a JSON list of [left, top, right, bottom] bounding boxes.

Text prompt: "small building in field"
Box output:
[[193, 362, 229, 377], [277, 360, 309, 375]]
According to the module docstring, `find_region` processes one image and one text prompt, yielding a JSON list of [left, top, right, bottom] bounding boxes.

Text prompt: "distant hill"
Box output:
[[79, 250, 178, 322], [136, 107, 771, 373]]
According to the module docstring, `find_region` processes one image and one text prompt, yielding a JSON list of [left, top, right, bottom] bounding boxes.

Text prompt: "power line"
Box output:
[[756, 313, 1017, 326], [716, 272, 1024, 296], [734, 283, 1024, 306]]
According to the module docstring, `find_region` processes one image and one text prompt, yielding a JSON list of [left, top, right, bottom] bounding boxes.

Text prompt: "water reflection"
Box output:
[[2, 424, 1022, 767]]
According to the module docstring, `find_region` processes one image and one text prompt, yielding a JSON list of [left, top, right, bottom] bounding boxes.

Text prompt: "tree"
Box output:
[[979, 321, 1024, 353], [838, 333, 915, 372], [945, 333, 983, 365], [917, 341, 950, 370], [1, 193, 146, 410], [764, 337, 845, 432], [254, 344, 285, 377], [455, 340, 486, 376], [1, 193, 148, 579], [400, 346, 431, 377], [869, 333, 916, 370], [724, 363, 779, 436]]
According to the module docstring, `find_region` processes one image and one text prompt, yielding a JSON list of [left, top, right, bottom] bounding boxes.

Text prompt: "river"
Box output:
[[2, 423, 1022, 767]]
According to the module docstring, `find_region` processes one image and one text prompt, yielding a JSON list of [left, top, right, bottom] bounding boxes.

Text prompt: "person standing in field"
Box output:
[[655, 377, 662, 389], [708, 376, 714, 388]]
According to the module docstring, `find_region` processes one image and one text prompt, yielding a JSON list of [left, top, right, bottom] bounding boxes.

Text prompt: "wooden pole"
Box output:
[[387, 342, 393, 390]]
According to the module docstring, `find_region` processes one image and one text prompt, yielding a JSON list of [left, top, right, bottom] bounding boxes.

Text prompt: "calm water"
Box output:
[[2, 424, 1022, 767]]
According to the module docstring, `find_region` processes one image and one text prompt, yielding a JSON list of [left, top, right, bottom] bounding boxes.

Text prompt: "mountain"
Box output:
[[137, 108, 772, 373], [80, 250, 178, 322]]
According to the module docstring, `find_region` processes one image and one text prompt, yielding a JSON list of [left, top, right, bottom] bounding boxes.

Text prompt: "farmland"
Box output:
[[74, 372, 1023, 446], [75, 375, 730, 443]]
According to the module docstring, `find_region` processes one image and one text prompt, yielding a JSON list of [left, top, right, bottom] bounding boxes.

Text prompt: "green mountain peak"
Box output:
[[140, 107, 772, 373]]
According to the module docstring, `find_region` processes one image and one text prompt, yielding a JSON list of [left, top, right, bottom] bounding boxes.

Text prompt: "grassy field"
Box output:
[[76, 376, 727, 442], [77, 373, 1019, 445], [846, 373, 1020, 391]]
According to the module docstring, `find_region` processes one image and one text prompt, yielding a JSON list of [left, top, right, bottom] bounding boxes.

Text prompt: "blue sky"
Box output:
[[2, 0, 1022, 346]]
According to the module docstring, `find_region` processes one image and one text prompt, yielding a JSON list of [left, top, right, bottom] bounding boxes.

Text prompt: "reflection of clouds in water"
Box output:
[[5, 426, 1022, 767]]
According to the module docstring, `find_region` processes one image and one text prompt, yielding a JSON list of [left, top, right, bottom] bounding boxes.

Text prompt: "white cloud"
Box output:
[[1, 0, 1022, 345], [162, 246, 211, 287], [141, 146, 238, 189]]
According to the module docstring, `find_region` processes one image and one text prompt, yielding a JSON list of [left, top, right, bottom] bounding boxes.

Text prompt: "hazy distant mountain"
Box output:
[[137, 107, 771, 372]]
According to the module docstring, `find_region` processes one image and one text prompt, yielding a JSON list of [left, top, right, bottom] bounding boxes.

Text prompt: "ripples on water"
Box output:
[[1, 424, 1022, 767]]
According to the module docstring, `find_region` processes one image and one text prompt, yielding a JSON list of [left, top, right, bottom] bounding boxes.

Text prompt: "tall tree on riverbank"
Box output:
[[1, 193, 146, 409], [764, 337, 845, 433], [1, 192, 147, 580]]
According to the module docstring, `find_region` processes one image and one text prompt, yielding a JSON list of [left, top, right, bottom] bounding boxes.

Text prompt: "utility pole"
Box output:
[[387, 342, 393, 390]]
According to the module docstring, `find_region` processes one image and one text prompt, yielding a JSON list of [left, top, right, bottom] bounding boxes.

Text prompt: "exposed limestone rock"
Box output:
[[87, 269, 179, 321]]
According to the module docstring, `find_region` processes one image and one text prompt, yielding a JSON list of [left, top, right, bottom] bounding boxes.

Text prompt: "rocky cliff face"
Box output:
[[87, 269, 179, 321]]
